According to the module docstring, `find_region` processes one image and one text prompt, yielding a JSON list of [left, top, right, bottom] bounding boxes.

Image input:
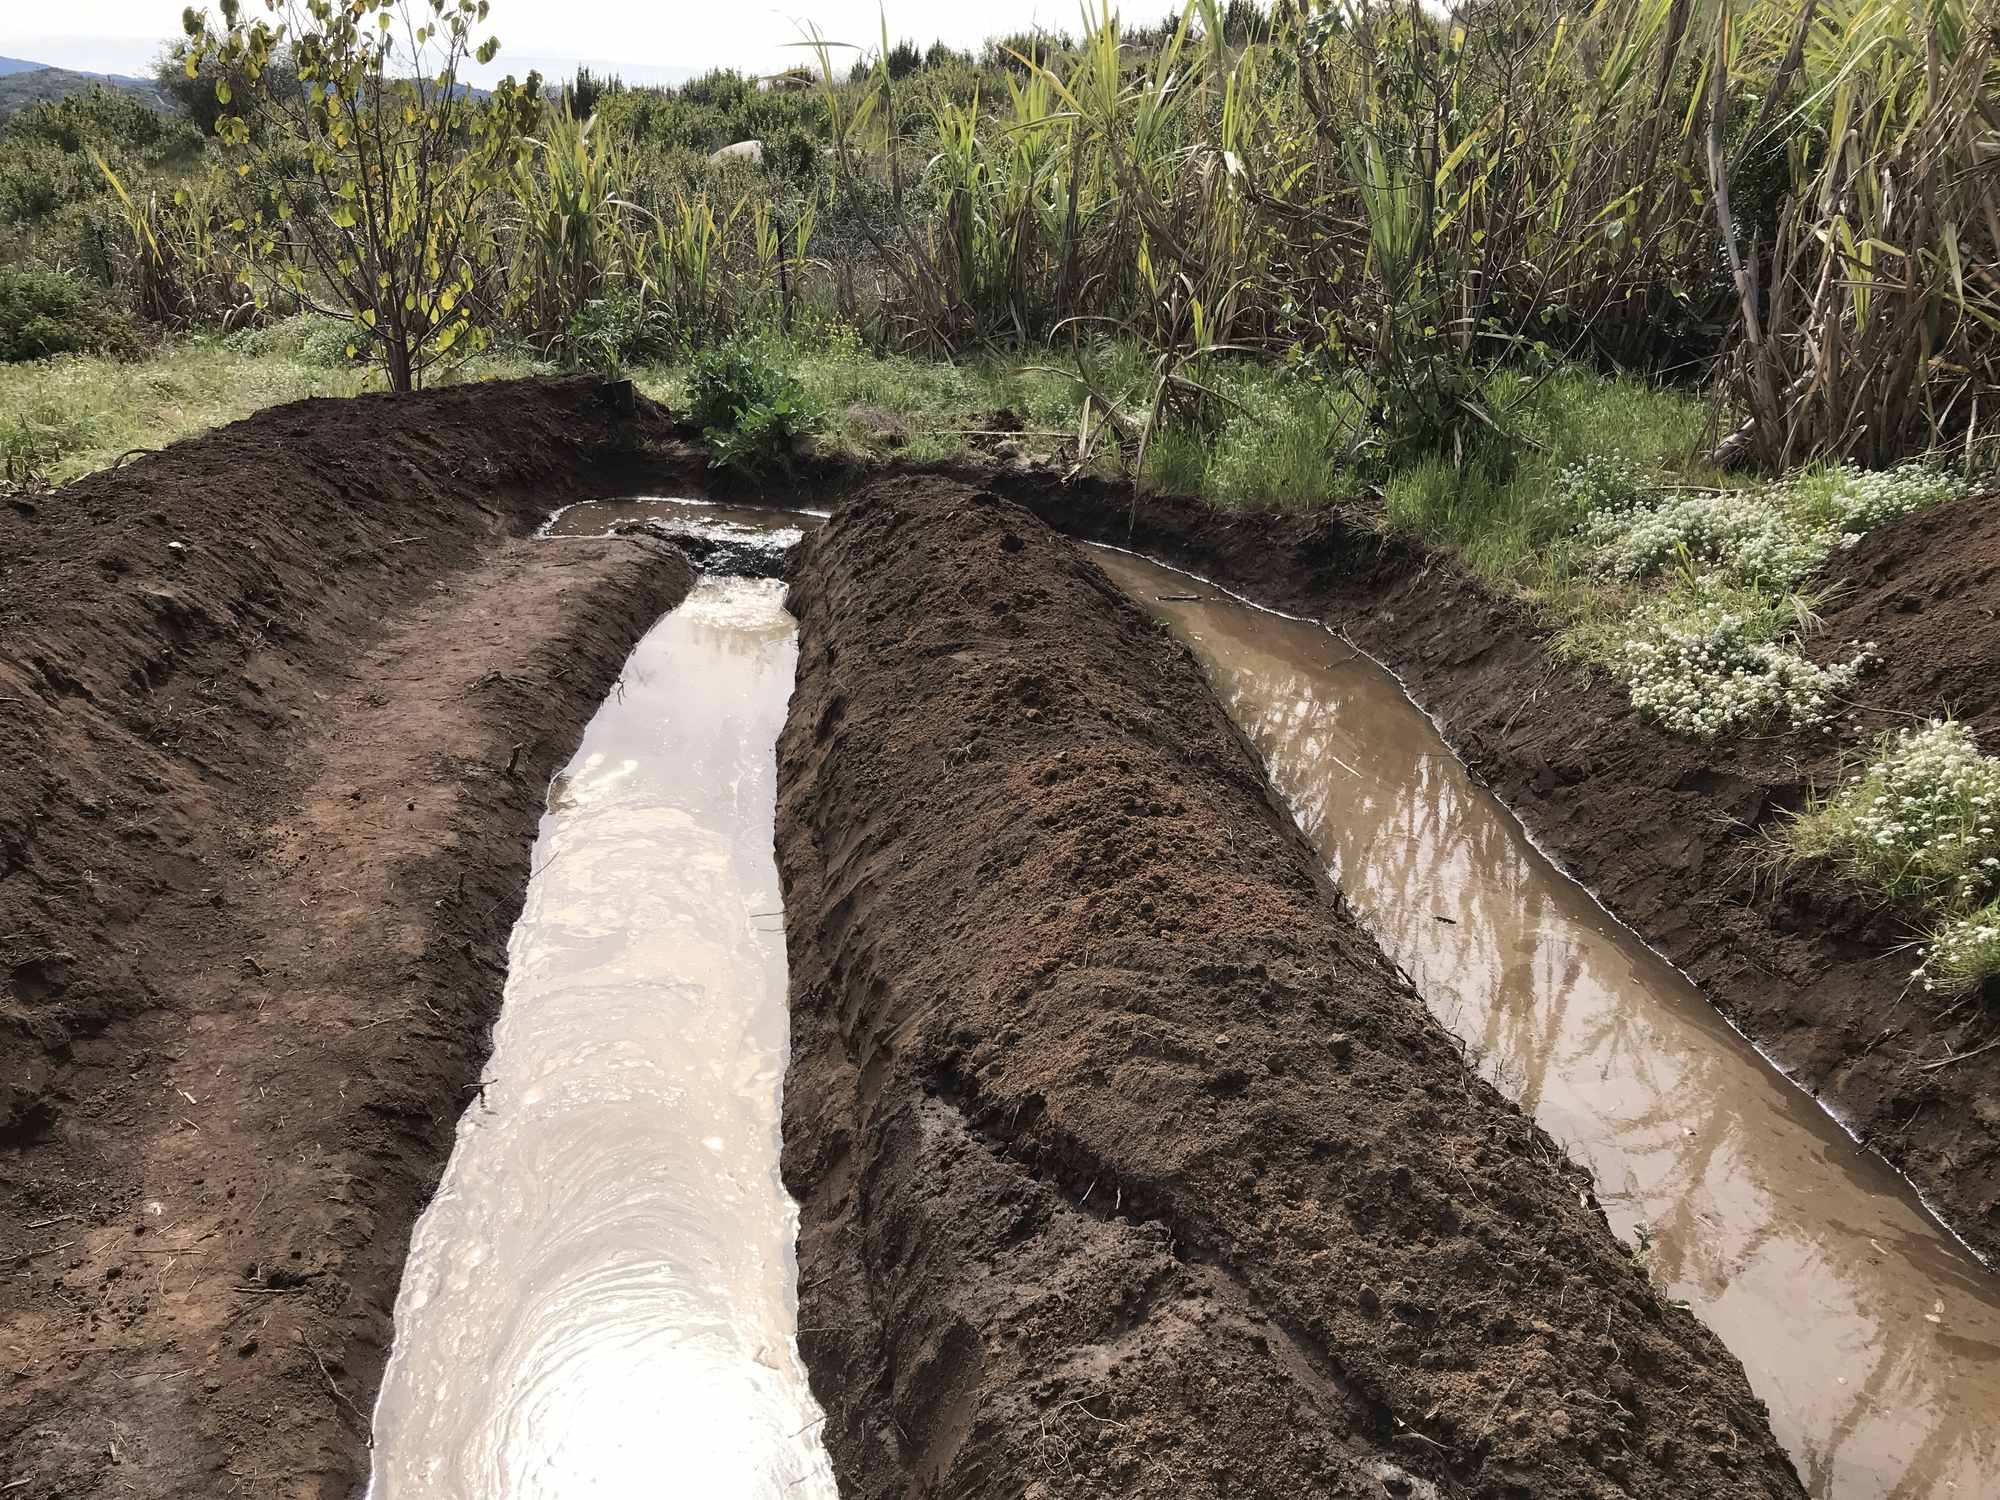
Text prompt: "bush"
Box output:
[[686, 341, 823, 475], [0, 267, 140, 362], [1782, 720, 2000, 908]]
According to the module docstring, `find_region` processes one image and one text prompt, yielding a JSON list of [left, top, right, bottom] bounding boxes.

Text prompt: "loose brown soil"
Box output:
[[972, 478, 2000, 1267], [7, 370, 1982, 1494], [774, 477, 1804, 1499], [0, 379, 691, 1496]]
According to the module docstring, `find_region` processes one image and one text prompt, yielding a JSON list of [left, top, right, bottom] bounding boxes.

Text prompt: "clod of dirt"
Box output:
[[775, 477, 1805, 1500]]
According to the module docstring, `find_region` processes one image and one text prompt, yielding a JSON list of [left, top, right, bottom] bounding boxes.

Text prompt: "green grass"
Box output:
[[0, 318, 544, 485], [635, 330, 1089, 468], [1380, 369, 1727, 599]]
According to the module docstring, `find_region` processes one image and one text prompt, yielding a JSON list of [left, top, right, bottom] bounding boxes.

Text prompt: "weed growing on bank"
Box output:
[[1579, 492, 1829, 588], [1546, 463, 1966, 742], [1575, 589, 1876, 741], [1919, 903, 2000, 995], [1776, 719, 2000, 995], [1782, 721, 2000, 906], [1573, 463, 1966, 590], [685, 341, 825, 476]]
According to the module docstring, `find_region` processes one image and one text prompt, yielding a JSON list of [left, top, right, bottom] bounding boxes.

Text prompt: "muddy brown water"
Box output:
[[368, 546, 837, 1496], [1095, 546, 2000, 1500]]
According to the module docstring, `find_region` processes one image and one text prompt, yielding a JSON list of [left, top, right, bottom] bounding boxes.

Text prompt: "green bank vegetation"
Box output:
[[0, 0, 1991, 759]]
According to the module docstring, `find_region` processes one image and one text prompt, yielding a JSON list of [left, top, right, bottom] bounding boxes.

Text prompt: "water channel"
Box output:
[[1096, 545, 2000, 1500], [368, 501, 1996, 1499], [368, 512, 836, 1498]]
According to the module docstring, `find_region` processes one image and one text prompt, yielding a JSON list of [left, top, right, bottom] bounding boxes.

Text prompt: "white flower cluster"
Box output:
[[1613, 605, 1875, 740], [1551, 454, 1643, 514], [1578, 491, 1826, 586], [1829, 720, 2000, 901], [1914, 902, 2000, 995], [1574, 463, 1965, 590], [1789, 462, 1965, 533]]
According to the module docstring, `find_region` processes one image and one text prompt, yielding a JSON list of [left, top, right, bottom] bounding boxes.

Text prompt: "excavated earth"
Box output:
[[4, 371, 1985, 1496], [775, 477, 1802, 1499], [0, 379, 693, 1496]]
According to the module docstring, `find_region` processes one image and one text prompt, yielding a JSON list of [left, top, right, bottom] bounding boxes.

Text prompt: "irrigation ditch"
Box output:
[[1, 379, 1995, 1497]]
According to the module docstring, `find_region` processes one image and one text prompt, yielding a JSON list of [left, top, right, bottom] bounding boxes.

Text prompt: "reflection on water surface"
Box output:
[[369, 576, 835, 1500]]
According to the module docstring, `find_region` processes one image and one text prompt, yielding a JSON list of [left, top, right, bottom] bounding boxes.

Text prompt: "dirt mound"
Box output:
[[1815, 492, 2000, 743], [774, 478, 1803, 1499], [959, 478, 2000, 1268], [0, 379, 689, 1495]]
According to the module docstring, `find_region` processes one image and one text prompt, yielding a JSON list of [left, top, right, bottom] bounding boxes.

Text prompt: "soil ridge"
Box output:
[[1, 378, 689, 1495], [774, 476, 1804, 1499]]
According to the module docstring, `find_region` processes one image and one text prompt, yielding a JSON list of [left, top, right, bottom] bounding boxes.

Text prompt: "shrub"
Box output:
[[1781, 720, 2000, 908], [0, 267, 140, 362], [1602, 593, 1874, 741], [686, 340, 823, 475]]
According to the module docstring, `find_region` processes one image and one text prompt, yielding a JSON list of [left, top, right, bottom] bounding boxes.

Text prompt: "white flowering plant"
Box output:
[[1914, 902, 2000, 996], [1781, 719, 2000, 907], [1596, 590, 1875, 741], [1571, 463, 1965, 593], [1550, 453, 1645, 516], [1577, 491, 1827, 587], [1781, 462, 1966, 534]]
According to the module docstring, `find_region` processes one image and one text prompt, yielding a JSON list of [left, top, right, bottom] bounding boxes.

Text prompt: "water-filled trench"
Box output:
[[1094, 546, 2000, 1500], [368, 510, 838, 1498], [368, 500, 1997, 1499]]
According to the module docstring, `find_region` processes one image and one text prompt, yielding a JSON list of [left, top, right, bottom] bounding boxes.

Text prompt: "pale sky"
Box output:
[[4, 0, 1092, 83]]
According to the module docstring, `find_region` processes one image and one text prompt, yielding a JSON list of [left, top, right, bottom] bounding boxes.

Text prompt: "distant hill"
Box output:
[[0, 63, 171, 122]]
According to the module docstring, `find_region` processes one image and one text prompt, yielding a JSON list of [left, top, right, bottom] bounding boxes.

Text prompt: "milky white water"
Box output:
[[368, 560, 836, 1500]]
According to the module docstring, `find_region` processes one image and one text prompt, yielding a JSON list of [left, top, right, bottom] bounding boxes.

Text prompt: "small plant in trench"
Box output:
[[1779, 719, 2000, 911], [1590, 590, 1874, 742], [686, 340, 823, 476]]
